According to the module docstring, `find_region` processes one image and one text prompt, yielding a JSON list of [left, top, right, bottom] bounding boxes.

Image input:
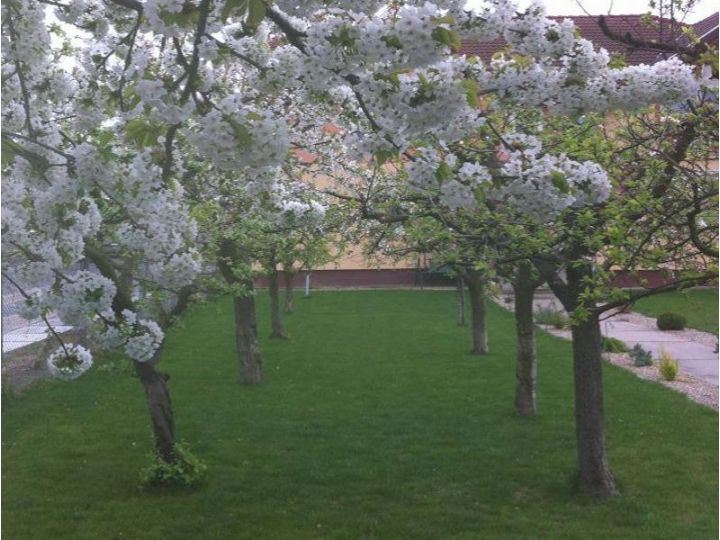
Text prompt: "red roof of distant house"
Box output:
[[691, 12, 719, 46], [460, 13, 718, 65]]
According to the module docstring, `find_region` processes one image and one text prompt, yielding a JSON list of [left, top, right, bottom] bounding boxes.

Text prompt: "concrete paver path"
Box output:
[[499, 290, 719, 387], [2, 316, 72, 353], [600, 317, 718, 386]]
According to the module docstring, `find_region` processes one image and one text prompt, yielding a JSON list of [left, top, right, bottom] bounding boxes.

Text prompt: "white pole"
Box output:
[[304, 271, 311, 297]]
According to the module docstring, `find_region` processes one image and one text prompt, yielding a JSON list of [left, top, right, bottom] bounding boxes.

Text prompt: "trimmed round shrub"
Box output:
[[656, 312, 687, 331]]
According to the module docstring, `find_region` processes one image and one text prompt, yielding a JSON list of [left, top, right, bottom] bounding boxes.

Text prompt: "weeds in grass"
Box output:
[[140, 443, 207, 490]]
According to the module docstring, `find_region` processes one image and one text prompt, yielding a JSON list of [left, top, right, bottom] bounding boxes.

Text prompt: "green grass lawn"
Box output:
[[2, 291, 717, 539], [632, 288, 718, 335]]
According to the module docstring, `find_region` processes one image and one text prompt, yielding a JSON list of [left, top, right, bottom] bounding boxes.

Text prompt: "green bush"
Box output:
[[534, 307, 569, 329], [656, 312, 687, 331], [629, 344, 653, 367], [140, 442, 207, 490], [601, 336, 628, 353], [658, 350, 679, 381]]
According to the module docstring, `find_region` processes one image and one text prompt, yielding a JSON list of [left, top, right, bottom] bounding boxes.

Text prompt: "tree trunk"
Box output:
[[457, 275, 466, 326], [570, 315, 618, 496], [284, 270, 295, 313], [559, 262, 618, 497], [233, 292, 263, 385], [217, 239, 264, 384], [512, 262, 537, 416], [134, 359, 175, 462], [466, 270, 489, 355], [268, 258, 286, 339]]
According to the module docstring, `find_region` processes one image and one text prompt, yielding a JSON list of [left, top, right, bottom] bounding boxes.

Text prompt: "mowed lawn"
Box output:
[[632, 288, 718, 335], [2, 291, 717, 539]]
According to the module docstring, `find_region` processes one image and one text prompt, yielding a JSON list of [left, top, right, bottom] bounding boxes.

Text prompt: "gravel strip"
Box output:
[[496, 296, 719, 411], [605, 309, 718, 349], [604, 352, 719, 411]]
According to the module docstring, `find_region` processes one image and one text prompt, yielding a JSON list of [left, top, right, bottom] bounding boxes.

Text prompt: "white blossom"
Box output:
[[47, 344, 93, 380]]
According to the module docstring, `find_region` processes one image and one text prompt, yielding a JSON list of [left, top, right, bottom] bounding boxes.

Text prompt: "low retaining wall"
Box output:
[[254, 268, 694, 289], [254, 269, 455, 288]]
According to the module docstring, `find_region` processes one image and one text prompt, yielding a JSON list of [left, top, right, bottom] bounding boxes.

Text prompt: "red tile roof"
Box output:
[[460, 13, 718, 65], [691, 12, 719, 46]]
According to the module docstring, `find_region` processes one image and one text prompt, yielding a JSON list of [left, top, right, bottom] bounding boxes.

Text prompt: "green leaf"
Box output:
[[1, 136, 21, 166], [551, 171, 570, 194], [431, 14, 455, 25], [327, 26, 357, 53], [373, 71, 401, 91], [159, 8, 199, 27], [461, 79, 480, 108], [221, 0, 249, 22], [95, 129, 115, 148], [225, 117, 252, 147], [373, 149, 396, 166], [246, 0, 266, 29], [124, 119, 163, 148], [608, 53, 627, 69], [1, 135, 50, 172], [435, 161, 453, 182], [431, 27, 461, 50], [380, 35, 403, 50], [85, 287, 105, 303]]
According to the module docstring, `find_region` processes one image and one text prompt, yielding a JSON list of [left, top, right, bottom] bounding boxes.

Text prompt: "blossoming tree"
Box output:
[[2, 0, 704, 494]]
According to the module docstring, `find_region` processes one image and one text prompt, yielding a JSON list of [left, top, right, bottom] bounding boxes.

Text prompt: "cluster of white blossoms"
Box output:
[[189, 95, 289, 171], [279, 199, 327, 222], [144, 0, 191, 37], [12, 270, 115, 327], [73, 142, 199, 291], [125, 319, 165, 363], [492, 134, 611, 218], [47, 344, 94, 380], [303, 2, 449, 82], [134, 79, 195, 125], [347, 58, 485, 155], [2, 0, 705, 379], [405, 147, 491, 209], [93, 309, 165, 363], [147, 251, 202, 290], [55, 271, 118, 326], [475, 53, 700, 115]]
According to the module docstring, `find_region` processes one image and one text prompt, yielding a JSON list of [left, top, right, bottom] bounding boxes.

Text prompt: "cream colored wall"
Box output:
[[301, 166, 419, 271]]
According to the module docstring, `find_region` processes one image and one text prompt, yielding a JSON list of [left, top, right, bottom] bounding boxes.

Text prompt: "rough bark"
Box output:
[[512, 262, 537, 416], [284, 269, 295, 313], [232, 293, 263, 384], [84, 245, 179, 463], [544, 260, 618, 497], [456, 275, 466, 326], [569, 314, 618, 496], [466, 270, 489, 355], [268, 256, 286, 339], [217, 239, 264, 384], [134, 359, 176, 463]]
